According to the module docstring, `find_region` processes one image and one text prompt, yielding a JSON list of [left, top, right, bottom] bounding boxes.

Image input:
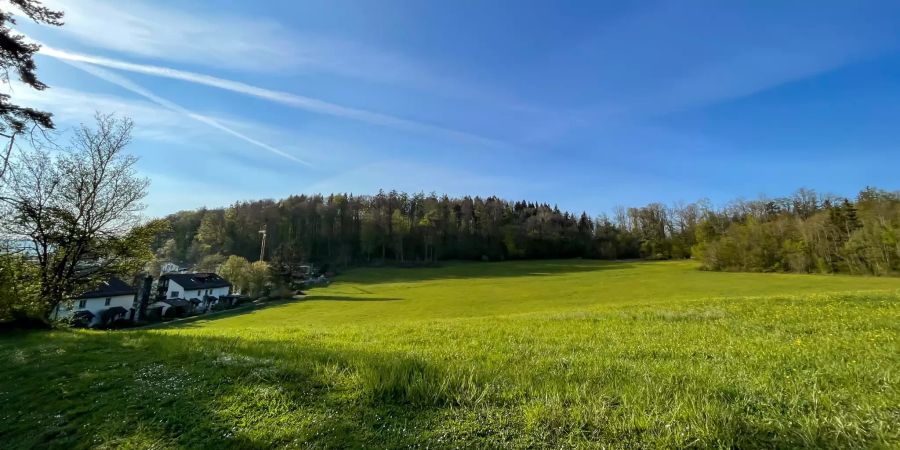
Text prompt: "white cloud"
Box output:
[[565, 1, 890, 119], [56, 60, 311, 166], [7, 78, 317, 167], [34, 0, 485, 98], [8, 82, 201, 143], [38, 0, 302, 72], [39, 45, 507, 148], [620, 45, 876, 118]]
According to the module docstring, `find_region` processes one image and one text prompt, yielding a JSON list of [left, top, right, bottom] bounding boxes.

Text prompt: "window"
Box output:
[[171, 291, 179, 298], [105, 297, 111, 306], [78, 300, 87, 308]]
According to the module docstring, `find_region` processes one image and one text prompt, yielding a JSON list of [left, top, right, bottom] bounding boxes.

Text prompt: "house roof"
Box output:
[[160, 298, 192, 307], [72, 310, 95, 319], [74, 277, 137, 299], [163, 273, 231, 290], [99, 306, 128, 321]]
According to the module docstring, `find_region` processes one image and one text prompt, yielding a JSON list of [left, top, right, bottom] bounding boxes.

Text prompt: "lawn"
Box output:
[[1, 260, 899, 449]]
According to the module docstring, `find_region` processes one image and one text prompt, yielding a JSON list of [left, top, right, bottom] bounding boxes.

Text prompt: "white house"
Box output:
[[159, 262, 184, 274], [51, 277, 137, 326], [151, 273, 232, 317], [157, 272, 232, 300]]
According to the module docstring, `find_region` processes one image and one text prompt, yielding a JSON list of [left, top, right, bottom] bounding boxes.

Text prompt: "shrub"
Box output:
[[0, 254, 42, 324]]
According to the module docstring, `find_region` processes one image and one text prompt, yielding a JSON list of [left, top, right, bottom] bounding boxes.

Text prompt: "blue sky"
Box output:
[[8, 0, 900, 217]]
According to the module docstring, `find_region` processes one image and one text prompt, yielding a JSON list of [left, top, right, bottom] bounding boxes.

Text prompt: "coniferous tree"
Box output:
[[0, 0, 64, 177]]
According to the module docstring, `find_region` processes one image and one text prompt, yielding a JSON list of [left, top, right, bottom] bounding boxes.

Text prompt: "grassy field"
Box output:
[[1, 260, 899, 449]]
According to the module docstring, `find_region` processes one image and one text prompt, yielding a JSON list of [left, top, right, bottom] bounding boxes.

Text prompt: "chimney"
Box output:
[[136, 275, 153, 321]]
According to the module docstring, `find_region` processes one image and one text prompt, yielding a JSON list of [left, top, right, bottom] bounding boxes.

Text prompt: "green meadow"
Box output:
[[1, 260, 899, 449]]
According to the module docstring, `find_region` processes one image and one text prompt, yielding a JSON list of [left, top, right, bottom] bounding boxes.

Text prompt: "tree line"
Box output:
[[693, 188, 900, 275], [153, 193, 640, 271], [1, 2, 898, 327], [152, 187, 900, 276]]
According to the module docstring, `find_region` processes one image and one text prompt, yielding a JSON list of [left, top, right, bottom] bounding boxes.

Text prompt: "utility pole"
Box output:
[[258, 225, 267, 262]]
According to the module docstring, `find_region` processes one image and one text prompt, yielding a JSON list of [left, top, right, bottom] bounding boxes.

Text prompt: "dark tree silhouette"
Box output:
[[0, 0, 64, 177]]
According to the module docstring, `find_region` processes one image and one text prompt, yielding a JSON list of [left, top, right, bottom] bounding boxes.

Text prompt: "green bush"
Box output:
[[0, 254, 42, 324]]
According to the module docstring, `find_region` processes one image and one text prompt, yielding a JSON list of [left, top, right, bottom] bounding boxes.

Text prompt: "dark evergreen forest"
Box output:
[[153, 187, 900, 275]]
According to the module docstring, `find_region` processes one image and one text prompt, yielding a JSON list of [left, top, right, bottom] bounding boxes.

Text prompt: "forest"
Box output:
[[154, 187, 900, 276]]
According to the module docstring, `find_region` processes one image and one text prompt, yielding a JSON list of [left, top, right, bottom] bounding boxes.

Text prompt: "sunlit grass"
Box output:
[[1, 260, 899, 448]]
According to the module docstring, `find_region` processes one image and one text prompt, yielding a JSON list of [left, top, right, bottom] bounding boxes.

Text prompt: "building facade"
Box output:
[[51, 277, 137, 326], [157, 273, 232, 301]]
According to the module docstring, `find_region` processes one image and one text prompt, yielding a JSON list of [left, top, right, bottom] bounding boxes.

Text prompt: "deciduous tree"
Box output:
[[0, 113, 156, 319]]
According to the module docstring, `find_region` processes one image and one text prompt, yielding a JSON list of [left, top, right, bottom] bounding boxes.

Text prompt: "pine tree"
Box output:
[[0, 1, 64, 176]]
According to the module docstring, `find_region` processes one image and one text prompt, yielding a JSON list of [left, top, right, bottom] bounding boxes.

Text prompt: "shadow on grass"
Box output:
[[139, 295, 404, 331], [0, 330, 494, 448], [339, 259, 640, 285], [134, 296, 308, 331], [0, 313, 889, 449]]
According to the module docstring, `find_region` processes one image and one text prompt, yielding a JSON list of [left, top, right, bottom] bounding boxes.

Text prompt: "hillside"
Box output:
[[1, 260, 899, 448]]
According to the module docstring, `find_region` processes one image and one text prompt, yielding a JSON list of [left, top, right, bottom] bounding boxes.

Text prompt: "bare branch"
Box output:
[[0, 112, 150, 316]]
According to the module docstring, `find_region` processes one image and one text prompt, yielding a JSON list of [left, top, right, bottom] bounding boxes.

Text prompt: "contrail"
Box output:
[[60, 59, 312, 166], [40, 45, 505, 148]]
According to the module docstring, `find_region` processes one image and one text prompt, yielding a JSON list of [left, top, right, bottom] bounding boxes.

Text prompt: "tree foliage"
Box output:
[[0, 113, 156, 319], [0, 251, 39, 322], [153, 187, 899, 277], [152, 191, 696, 267], [692, 188, 900, 275], [0, 0, 64, 177], [246, 261, 270, 298], [218, 255, 250, 294]]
